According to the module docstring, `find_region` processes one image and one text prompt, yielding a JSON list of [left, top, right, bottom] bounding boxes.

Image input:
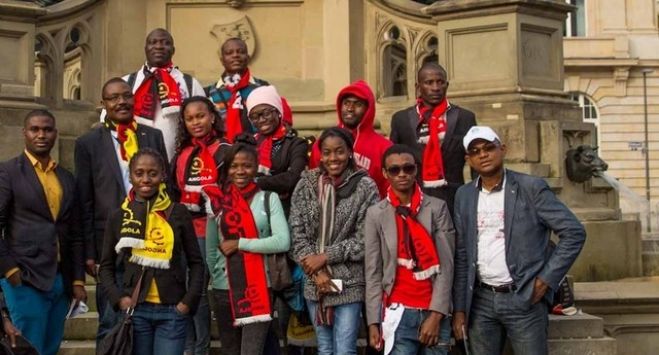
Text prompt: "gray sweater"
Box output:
[[289, 168, 380, 307]]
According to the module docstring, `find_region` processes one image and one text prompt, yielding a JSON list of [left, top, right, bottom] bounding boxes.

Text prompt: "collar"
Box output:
[[143, 62, 177, 73], [24, 149, 57, 172], [476, 170, 506, 193]]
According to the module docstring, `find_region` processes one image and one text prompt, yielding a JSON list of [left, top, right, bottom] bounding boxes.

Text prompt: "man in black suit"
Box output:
[[0, 110, 86, 355], [75, 77, 167, 342], [390, 63, 476, 215]]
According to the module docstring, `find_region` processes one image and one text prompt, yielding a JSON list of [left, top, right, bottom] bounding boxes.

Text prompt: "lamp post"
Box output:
[[642, 68, 653, 233]]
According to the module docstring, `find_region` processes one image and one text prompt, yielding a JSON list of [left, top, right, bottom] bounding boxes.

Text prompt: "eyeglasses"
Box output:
[[103, 93, 134, 103], [248, 108, 278, 123], [386, 164, 417, 176], [467, 142, 500, 157]]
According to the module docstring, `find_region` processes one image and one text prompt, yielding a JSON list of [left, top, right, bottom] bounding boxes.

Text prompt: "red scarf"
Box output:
[[417, 98, 448, 187], [224, 69, 252, 143], [133, 62, 182, 121], [202, 182, 272, 326], [105, 119, 138, 162], [178, 133, 220, 212], [387, 184, 440, 280], [255, 124, 287, 175]]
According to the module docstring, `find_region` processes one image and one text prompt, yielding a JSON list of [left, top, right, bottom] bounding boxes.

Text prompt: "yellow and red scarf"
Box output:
[[134, 62, 182, 121], [387, 184, 440, 280], [105, 119, 138, 162], [115, 184, 174, 269], [202, 182, 272, 326], [224, 69, 252, 142], [417, 98, 448, 188]]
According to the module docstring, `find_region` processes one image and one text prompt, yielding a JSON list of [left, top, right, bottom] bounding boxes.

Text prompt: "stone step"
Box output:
[[59, 340, 228, 355], [547, 337, 617, 355], [63, 312, 98, 341], [547, 313, 605, 339]]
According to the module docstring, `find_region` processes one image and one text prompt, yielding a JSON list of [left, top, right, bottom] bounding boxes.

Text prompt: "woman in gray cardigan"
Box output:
[[289, 127, 380, 355]]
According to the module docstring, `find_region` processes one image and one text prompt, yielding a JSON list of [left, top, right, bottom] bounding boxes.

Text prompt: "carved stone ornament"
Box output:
[[210, 16, 256, 57], [227, 0, 245, 8]]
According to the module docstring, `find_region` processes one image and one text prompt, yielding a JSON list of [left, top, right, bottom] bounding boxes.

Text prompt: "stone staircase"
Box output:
[[59, 284, 617, 354]]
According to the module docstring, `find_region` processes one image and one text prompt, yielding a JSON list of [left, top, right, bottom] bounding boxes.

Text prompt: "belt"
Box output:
[[477, 281, 516, 293]]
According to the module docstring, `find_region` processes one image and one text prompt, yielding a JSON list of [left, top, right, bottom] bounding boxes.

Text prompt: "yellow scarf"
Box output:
[[115, 184, 174, 269]]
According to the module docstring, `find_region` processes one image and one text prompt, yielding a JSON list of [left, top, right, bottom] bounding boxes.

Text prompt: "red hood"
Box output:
[[336, 80, 376, 134]]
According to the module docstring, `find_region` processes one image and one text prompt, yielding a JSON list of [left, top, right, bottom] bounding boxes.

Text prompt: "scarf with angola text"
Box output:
[[416, 97, 448, 188], [134, 62, 182, 121], [387, 184, 440, 280], [255, 124, 287, 175], [178, 133, 220, 212], [105, 119, 138, 162], [223, 69, 252, 143], [202, 182, 271, 326], [115, 184, 174, 269]]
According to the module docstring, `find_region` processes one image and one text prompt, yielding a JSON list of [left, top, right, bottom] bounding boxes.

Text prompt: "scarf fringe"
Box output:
[[181, 202, 201, 212], [397, 258, 416, 270], [114, 237, 145, 254], [413, 265, 440, 281], [258, 165, 271, 176], [233, 314, 272, 327], [161, 105, 180, 117], [423, 179, 448, 188], [128, 254, 171, 270], [417, 132, 446, 145]]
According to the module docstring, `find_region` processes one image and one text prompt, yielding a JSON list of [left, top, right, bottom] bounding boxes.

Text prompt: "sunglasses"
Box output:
[[386, 164, 417, 176], [467, 142, 500, 157]]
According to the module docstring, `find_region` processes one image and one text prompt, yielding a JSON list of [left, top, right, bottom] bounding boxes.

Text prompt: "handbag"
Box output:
[[263, 191, 293, 291], [97, 269, 145, 355]]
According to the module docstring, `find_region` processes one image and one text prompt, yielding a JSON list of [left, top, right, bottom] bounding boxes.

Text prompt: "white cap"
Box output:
[[463, 126, 501, 150], [246, 85, 283, 116]]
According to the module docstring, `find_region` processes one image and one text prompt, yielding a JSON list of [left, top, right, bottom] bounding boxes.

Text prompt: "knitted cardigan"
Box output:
[[289, 168, 380, 307]]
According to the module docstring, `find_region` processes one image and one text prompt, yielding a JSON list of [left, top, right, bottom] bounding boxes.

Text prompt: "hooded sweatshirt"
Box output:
[[309, 80, 392, 197]]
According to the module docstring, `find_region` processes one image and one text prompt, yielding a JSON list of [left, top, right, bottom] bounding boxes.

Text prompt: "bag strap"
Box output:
[[183, 73, 194, 96], [128, 268, 146, 315], [264, 191, 271, 223], [126, 72, 138, 90]]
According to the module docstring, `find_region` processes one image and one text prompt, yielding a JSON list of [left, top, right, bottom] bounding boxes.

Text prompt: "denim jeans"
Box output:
[[212, 289, 272, 355], [0, 273, 68, 355], [132, 302, 190, 355], [389, 308, 451, 355], [468, 287, 548, 355], [185, 237, 211, 355], [306, 300, 362, 355]]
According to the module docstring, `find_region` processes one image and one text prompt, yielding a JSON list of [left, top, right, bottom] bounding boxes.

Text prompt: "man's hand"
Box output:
[[7, 272, 21, 287], [418, 311, 443, 346], [532, 277, 549, 304], [176, 302, 190, 315], [312, 270, 339, 295], [72, 285, 87, 304], [368, 324, 382, 351], [301, 254, 327, 275], [85, 259, 97, 278], [2, 317, 21, 348], [452, 311, 467, 341], [219, 240, 239, 257], [118, 296, 132, 311]]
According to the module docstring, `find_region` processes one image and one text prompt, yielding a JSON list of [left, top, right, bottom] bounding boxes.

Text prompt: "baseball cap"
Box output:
[[463, 126, 501, 150]]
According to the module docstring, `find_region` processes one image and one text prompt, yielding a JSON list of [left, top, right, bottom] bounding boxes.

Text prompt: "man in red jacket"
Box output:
[[310, 80, 392, 197]]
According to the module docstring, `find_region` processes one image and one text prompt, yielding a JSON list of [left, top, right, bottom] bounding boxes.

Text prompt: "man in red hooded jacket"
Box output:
[[310, 80, 392, 197]]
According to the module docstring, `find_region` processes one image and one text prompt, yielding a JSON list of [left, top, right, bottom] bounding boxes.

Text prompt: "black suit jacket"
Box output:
[[0, 153, 85, 296], [390, 104, 476, 213], [75, 124, 168, 261]]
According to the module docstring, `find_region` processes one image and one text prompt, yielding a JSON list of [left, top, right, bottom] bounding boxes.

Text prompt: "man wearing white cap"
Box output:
[[451, 126, 586, 355]]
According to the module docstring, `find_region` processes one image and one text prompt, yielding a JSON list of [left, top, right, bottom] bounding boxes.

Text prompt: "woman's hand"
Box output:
[[312, 270, 339, 295], [301, 254, 327, 275], [220, 240, 239, 256]]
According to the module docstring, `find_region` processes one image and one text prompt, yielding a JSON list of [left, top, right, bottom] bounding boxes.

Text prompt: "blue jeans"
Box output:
[[390, 308, 451, 355], [0, 273, 68, 355], [306, 300, 361, 355], [132, 302, 190, 355], [185, 237, 210, 355], [468, 287, 548, 355]]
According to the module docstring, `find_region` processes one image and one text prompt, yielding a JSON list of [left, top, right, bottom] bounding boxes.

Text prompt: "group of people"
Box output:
[[0, 27, 587, 355]]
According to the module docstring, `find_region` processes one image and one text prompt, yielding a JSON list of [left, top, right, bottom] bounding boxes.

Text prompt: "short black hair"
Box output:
[[219, 134, 258, 186], [221, 37, 248, 53], [145, 28, 174, 45], [317, 127, 356, 171], [101, 77, 130, 98], [128, 148, 167, 175], [24, 109, 56, 127], [417, 62, 447, 81], [382, 144, 419, 169]]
